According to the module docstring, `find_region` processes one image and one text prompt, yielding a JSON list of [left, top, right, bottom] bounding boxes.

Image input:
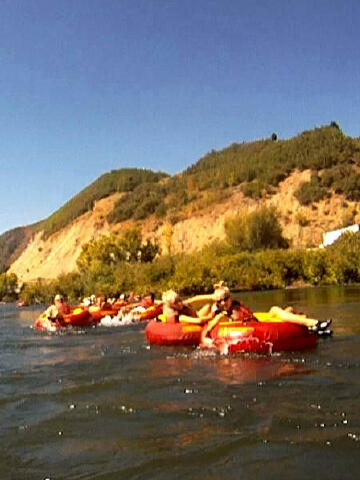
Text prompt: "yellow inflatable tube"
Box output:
[[255, 307, 311, 324]]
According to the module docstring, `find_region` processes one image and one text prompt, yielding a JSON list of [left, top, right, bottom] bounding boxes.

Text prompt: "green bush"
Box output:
[[170, 253, 218, 295], [155, 203, 167, 218], [51, 272, 85, 303], [21, 278, 59, 304], [302, 249, 337, 285], [294, 174, 328, 205], [334, 173, 360, 200], [0, 272, 18, 301], [327, 232, 360, 283], [146, 255, 175, 287], [108, 182, 167, 223], [77, 229, 159, 274], [241, 180, 267, 199], [225, 206, 289, 251]]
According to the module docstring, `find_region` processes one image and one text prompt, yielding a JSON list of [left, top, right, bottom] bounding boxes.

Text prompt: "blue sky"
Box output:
[[0, 0, 359, 234]]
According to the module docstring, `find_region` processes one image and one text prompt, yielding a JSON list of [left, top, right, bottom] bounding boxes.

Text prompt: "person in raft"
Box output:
[[125, 292, 158, 316], [45, 294, 71, 322], [141, 292, 157, 309], [128, 292, 157, 311], [200, 299, 332, 352], [211, 284, 258, 322], [126, 292, 164, 322], [160, 282, 257, 325], [212, 283, 332, 335], [267, 306, 332, 335], [95, 295, 112, 311], [161, 290, 218, 324], [200, 300, 245, 351]]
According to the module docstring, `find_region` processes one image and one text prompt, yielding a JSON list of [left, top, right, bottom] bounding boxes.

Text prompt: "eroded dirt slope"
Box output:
[[9, 171, 360, 282]]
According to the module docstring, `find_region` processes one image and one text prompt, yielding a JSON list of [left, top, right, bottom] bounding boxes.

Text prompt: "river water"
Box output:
[[0, 286, 359, 480]]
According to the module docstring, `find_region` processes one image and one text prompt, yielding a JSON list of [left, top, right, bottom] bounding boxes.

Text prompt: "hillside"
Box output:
[[3, 123, 360, 282]]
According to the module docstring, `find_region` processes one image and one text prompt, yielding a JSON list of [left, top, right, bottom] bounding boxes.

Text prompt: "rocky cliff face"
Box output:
[[9, 170, 359, 282]]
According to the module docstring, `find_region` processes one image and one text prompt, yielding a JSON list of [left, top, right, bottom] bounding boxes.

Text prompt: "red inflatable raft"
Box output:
[[17, 300, 29, 307], [137, 304, 163, 322], [145, 319, 317, 353], [34, 309, 97, 331], [210, 320, 317, 354], [146, 320, 202, 346]]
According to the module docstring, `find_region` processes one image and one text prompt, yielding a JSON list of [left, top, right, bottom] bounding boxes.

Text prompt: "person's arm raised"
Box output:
[[183, 293, 217, 309]]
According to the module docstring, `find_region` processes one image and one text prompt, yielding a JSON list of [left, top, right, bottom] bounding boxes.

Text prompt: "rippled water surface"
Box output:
[[1, 286, 360, 479]]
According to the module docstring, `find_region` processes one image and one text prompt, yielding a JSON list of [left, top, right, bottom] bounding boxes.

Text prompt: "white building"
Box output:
[[320, 224, 359, 248]]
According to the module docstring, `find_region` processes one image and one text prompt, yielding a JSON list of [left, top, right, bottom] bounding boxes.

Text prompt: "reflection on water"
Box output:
[[148, 353, 313, 386], [0, 287, 360, 479], [207, 356, 314, 384]]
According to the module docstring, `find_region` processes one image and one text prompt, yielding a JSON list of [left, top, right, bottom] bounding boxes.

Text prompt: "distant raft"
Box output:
[[17, 300, 29, 307], [209, 320, 317, 354], [100, 304, 164, 327], [87, 307, 118, 322], [137, 304, 163, 321], [34, 308, 97, 331]]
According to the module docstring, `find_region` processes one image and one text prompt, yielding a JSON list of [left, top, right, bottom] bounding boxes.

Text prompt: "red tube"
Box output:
[[146, 321, 202, 346], [211, 321, 317, 354]]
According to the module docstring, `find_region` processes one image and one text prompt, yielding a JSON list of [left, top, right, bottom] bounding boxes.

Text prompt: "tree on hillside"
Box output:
[[330, 121, 340, 130], [0, 273, 18, 301], [77, 228, 159, 273], [225, 206, 289, 251]]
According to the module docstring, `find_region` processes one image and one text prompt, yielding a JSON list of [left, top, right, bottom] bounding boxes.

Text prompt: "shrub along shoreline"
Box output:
[[2, 230, 359, 305]]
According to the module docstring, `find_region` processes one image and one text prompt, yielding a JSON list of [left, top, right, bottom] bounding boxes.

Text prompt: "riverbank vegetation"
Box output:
[[0, 272, 19, 302], [10, 223, 360, 305]]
